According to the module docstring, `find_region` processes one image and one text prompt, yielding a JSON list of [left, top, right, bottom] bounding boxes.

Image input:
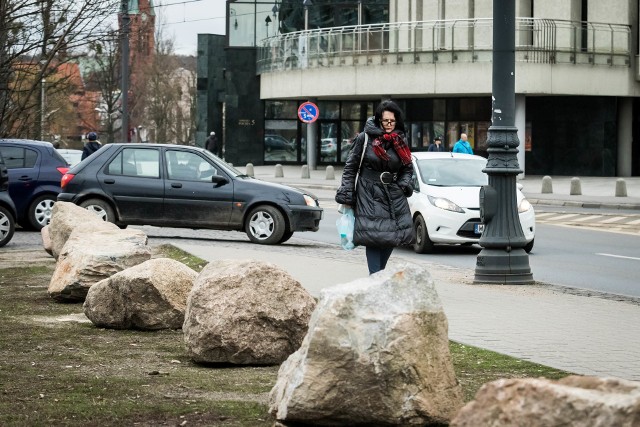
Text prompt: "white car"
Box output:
[[408, 152, 535, 253], [56, 149, 83, 167]]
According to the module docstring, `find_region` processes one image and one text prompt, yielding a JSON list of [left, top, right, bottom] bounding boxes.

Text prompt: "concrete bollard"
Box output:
[[615, 178, 628, 197], [275, 164, 284, 178], [245, 163, 254, 177], [570, 177, 582, 195], [301, 164, 310, 179], [541, 175, 553, 194], [325, 165, 335, 180]]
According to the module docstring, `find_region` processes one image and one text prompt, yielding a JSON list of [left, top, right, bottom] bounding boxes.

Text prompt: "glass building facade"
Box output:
[[196, 1, 639, 176]]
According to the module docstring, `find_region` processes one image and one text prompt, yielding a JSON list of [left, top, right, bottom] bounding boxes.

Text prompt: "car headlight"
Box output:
[[518, 198, 532, 213], [427, 195, 464, 213], [303, 194, 317, 207]]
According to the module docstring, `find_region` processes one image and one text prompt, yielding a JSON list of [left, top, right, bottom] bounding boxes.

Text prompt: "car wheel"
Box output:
[[524, 239, 534, 254], [80, 198, 116, 223], [28, 194, 56, 230], [0, 206, 16, 247], [413, 214, 435, 254], [279, 230, 294, 244], [245, 205, 285, 245]]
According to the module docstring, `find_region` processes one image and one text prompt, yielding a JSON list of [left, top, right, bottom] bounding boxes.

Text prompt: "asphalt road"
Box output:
[[6, 203, 639, 299]]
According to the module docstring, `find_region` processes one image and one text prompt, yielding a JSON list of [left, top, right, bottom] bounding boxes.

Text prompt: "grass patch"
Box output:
[[0, 244, 572, 426], [154, 243, 209, 272]]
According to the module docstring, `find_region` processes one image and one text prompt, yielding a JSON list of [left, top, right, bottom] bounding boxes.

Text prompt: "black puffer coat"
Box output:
[[335, 118, 415, 248]]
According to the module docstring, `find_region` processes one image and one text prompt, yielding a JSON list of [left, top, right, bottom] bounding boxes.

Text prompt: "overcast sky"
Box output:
[[155, 0, 227, 56]]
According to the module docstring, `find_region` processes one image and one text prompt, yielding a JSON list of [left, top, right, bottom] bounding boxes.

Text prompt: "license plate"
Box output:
[[474, 223, 484, 235]]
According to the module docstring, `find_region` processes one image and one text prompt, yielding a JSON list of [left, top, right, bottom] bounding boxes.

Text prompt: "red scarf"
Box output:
[[371, 132, 412, 165]]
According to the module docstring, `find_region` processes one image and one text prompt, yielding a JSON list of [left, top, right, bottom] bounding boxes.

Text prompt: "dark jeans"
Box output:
[[366, 246, 394, 274]]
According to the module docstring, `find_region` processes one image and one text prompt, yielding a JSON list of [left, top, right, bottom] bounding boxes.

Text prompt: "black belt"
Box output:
[[359, 168, 397, 185]]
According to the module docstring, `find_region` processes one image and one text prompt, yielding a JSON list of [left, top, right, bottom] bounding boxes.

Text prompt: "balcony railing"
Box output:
[[257, 18, 631, 74]]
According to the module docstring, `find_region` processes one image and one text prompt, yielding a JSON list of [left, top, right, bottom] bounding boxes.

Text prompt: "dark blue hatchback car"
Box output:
[[0, 150, 17, 246], [0, 139, 69, 230]]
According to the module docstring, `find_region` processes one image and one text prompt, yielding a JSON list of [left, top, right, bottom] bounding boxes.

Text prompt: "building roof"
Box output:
[[128, 0, 155, 16]]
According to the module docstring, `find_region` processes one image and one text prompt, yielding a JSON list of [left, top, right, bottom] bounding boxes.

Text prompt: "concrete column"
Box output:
[[617, 97, 632, 177], [515, 94, 526, 178]]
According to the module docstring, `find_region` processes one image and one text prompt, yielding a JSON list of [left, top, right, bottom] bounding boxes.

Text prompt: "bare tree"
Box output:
[[0, 0, 118, 138], [84, 31, 122, 144], [143, 26, 196, 145]]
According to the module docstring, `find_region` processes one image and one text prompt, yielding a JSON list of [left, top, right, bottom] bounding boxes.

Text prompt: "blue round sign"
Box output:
[[298, 102, 319, 123]]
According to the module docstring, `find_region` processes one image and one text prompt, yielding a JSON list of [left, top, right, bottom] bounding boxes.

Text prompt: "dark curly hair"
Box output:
[[374, 100, 406, 132]]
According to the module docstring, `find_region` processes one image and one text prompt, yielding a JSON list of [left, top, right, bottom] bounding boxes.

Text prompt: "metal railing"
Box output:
[[257, 18, 631, 73]]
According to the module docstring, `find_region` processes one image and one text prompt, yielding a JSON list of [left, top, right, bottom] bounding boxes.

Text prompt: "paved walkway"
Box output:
[[165, 165, 640, 382]]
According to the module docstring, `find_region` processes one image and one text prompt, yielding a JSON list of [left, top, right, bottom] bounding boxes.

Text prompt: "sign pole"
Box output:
[[298, 101, 320, 170]]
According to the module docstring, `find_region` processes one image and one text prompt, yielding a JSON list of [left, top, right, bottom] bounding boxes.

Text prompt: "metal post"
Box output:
[[40, 77, 45, 140], [474, 0, 533, 284], [120, 0, 130, 143], [303, 0, 312, 30]]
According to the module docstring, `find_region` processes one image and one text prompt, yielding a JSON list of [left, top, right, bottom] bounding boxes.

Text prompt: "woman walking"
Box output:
[[335, 100, 415, 274]]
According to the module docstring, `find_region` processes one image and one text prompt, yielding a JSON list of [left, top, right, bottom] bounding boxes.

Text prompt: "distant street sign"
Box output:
[[298, 102, 319, 123]]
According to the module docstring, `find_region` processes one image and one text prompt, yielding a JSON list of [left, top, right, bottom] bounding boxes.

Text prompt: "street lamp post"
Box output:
[[473, 0, 533, 284], [120, 0, 130, 143]]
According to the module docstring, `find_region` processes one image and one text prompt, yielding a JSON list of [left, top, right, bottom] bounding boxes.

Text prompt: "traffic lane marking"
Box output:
[[596, 253, 640, 261]]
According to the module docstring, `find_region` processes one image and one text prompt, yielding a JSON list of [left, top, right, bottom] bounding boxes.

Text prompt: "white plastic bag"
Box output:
[[336, 207, 356, 250]]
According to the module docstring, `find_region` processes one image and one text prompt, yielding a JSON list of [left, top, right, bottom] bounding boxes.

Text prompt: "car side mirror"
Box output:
[[211, 175, 229, 187]]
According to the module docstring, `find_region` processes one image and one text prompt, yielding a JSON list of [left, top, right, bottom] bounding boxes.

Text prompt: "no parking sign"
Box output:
[[298, 102, 319, 123]]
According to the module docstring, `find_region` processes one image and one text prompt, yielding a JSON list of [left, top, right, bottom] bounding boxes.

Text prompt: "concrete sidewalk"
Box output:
[[170, 236, 640, 382], [167, 164, 640, 382]]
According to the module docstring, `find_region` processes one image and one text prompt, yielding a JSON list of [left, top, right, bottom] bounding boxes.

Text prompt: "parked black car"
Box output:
[[0, 150, 17, 246], [0, 139, 69, 230], [58, 143, 323, 244]]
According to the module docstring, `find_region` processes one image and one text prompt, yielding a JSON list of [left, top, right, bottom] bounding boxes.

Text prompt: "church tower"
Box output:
[[127, 0, 155, 69], [119, 0, 155, 139]]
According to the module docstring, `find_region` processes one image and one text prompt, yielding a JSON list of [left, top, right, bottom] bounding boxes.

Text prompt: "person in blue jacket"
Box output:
[[452, 133, 474, 154]]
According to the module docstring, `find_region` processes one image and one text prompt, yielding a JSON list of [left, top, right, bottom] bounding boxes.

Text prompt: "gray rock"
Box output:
[[84, 258, 198, 330], [269, 263, 464, 426], [47, 201, 118, 260], [48, 227, 151, 302], [41, 225, 52, 256], [451, 375, 640, 427], [183, 259, 316, 365]]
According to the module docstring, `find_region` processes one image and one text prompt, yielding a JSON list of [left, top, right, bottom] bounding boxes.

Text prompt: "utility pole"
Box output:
[[120, 0, 130, 143], [473, 0, 533, 284]]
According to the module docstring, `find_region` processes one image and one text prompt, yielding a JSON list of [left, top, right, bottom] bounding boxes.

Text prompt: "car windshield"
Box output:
[[416, 157, 488, 187], [201, 150, 246, 177]]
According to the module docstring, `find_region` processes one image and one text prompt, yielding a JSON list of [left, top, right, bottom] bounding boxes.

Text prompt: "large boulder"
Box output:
[[48, 227, 151, 302], [269, 263, 464, 426], [451, 375, 640, 427], [83, 258, 198, 330], [47, 201, 118, 260], [183, 259, 316, 365]]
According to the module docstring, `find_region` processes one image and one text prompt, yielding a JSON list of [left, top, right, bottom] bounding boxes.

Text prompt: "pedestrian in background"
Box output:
[[335, 100, 415, 275], [428, 135, 445, 152], [452, 132, 474, 154], [81, 132, 102, 160], [206, 131, 220, 157]]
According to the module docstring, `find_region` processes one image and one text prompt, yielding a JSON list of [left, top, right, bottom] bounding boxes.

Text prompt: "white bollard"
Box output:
[[325, 165, 335, 180], [541, 175, 553, 194], [275, 164, 284, 178], [301, 164, 310, 179], [245, 163, 254, 177], [615, 178, 628, 197], [570, 177, 582, 195]]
